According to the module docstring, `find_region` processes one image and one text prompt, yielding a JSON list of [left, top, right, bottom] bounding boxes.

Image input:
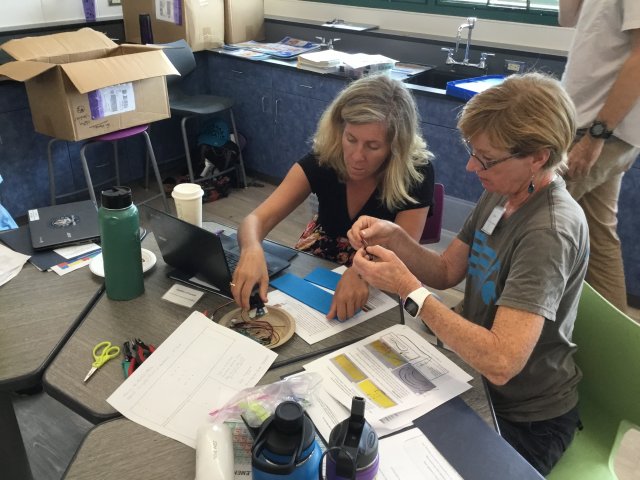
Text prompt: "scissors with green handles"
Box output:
[[83, 341, 121, 383]]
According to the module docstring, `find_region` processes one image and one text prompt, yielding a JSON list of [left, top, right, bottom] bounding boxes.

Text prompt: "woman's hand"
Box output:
[[347, 216, 400, 250], [352, 244, 421, 299], [231, 246, 269, 310], [327, 267, 370, 321]]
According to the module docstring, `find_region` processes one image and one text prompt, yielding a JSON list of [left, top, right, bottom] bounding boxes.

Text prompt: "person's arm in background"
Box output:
[[558, 0, 583, 28], [328, 206, 429, 321], [232, 164, 311, 310], [567, 28, 640, 178]]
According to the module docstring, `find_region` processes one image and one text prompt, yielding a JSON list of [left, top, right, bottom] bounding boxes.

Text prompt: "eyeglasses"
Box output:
[[462, 139, 521, 171]]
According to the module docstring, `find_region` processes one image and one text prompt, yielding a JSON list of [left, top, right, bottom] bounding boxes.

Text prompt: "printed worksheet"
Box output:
[[304, 324, 472, 429], [377, 429, 463, 480], [107, 311, 277, 448], [268, 266, 397, 344]]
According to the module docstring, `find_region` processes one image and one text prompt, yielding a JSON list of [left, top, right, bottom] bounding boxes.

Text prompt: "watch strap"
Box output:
[[403, 287, 431, 318]]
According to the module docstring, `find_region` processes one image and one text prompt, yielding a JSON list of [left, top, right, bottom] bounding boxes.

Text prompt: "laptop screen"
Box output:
[[145, 206, 234, 294]]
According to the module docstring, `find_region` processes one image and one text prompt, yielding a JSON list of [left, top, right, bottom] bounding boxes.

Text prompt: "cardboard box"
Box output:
[[122, 0, 224, 52], [0, 28, 179, 141], [224, 0, 265, 44]]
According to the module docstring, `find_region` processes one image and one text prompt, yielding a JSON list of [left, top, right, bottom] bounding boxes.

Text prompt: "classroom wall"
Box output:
[[0, 0, 123, 32], [263, 0, 576, 56]]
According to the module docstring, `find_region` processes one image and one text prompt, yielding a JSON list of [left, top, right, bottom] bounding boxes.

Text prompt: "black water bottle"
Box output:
[[139, 13, 154, 44]]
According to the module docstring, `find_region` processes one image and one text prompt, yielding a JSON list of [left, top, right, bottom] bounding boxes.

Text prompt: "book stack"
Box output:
[[296, 49, 349, 74], [341, 53, 397, 79]]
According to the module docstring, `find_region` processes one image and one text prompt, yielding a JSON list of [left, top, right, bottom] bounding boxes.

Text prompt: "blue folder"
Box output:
[[270, 273, 334, 315]]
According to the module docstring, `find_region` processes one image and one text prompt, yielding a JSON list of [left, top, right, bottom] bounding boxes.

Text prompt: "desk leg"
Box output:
[[0, 392, 33, 480]]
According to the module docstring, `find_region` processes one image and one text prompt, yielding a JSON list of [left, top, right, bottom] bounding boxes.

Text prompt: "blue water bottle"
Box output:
[[251, 401, 322, 480], [99, 186, 144, 300]]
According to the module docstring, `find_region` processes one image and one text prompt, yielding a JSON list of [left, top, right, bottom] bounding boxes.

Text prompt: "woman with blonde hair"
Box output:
[[349, 73, 588, 475], [231, 74, 435, 320]]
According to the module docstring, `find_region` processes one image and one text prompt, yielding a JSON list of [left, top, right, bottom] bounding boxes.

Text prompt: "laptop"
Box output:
[[28, 200, 100, 251], [144, 205, 291, 296]]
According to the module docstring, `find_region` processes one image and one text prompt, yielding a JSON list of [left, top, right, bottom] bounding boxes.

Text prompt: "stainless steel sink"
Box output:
[[403, 67, 483, 90]]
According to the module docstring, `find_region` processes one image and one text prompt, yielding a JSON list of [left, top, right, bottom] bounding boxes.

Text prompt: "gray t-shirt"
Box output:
[[458, 177, 588, 422]]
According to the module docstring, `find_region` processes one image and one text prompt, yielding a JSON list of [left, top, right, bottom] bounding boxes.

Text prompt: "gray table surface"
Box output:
[[64, 349, 492, 480], [58, 230, 496, 479], [0, 257, 103, 391], [0, 243, 103, 480], [43, 231, 405, 424]]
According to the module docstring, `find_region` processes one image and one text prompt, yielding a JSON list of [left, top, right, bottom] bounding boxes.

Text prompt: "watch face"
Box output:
[[589, 121, 611, 138], [590, 123, 605, 136], [404, 298, 420, 317]]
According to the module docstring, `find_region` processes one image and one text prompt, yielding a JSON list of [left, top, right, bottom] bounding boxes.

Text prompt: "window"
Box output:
[[309, 1, 559, 26]]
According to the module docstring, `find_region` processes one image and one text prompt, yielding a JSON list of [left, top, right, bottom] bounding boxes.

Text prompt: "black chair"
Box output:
[[160, 40, 247, 188]]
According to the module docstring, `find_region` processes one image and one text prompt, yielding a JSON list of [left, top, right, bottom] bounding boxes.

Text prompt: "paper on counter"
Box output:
[[377, 428, 462, 480], [108, 311, 277, 448]]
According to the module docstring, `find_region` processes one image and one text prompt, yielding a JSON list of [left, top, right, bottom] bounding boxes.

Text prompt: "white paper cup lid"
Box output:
[[171, 183, 204, 200]]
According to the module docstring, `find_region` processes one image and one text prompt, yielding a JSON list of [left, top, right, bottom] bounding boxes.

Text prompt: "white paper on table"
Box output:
[[162, 283, 205, 308], [377, 428, 463, 480], [0, 242, 30, 286], [268, 266, 397, 345], [53, 242, 100, 259], [107, 311, 278, 448], [304, 324, 472, 425], [305, 380, 351, 442]]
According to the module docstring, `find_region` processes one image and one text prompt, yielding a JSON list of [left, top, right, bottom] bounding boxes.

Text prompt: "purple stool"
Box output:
[[47, 125, 169, 211]]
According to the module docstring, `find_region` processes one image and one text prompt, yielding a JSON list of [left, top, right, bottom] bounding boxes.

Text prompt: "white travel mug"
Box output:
[[171, 183, 204, 227]]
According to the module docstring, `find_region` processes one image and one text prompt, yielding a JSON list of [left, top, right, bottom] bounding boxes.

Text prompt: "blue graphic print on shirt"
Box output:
[[468, 230, 501, 305]]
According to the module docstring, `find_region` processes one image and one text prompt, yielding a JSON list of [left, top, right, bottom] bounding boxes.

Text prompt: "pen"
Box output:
[[361, 236, 374, 261]]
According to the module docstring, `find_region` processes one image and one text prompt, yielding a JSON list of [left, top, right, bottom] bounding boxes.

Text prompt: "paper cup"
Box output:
[[171, 183, 204, 227]]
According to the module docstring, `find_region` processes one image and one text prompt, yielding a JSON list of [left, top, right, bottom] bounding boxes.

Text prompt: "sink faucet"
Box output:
[[456, 17, 476, 64], [315, 36, 341, 50], [442, 17, 494, 70]]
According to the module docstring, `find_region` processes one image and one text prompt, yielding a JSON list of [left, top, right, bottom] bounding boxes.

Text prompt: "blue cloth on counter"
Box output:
[[0, 175, 18, 231]]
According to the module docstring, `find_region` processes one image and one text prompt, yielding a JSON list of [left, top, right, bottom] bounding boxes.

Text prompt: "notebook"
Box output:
[[144, 206, 290, 296], [28, 200, 100, 251]]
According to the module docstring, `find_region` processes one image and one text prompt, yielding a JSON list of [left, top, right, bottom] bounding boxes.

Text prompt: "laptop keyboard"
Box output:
[[224, 249, 240, 271], [223, 248, 283, 277]]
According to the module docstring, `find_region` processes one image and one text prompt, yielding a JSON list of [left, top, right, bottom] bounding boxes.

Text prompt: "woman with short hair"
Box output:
[[349, 73, 588, 475]]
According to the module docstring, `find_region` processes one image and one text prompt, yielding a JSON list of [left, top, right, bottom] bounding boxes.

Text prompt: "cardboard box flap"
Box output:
[[0, 60, 56, 82], [1, 28, 116, 62], [60, 50, 179, 94]]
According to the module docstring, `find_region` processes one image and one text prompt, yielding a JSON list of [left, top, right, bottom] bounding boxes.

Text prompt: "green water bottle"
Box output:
[[99, 186, 144, 300]]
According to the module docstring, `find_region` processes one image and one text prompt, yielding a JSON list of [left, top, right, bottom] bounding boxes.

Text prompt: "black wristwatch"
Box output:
[[588, 120, 613, 139]]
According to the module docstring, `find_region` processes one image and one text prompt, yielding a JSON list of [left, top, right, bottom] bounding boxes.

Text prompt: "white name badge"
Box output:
[[481, 205, 506, 235]]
